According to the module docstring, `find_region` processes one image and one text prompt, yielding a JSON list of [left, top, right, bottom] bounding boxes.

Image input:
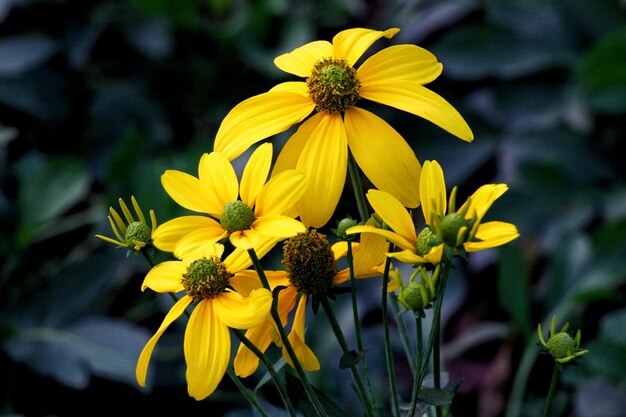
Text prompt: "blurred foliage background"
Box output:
[[1, 0, 625, 416]]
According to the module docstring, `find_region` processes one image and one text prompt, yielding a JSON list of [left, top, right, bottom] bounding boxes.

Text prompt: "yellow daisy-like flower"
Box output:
[[95, 195, 156, 251], [232, 228, 387, 377], [152, 142, 307, 257], [348, 160, 519, 264], [214, 27, 473, 228], [135, 244, 272, 401]]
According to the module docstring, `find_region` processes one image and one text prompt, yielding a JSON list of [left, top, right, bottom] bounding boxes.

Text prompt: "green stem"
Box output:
[[415, 314, 423, 386], [226, 367, 271, 417], [140, 246, 155, 267], [542, 365, 560, 417], [390, 297, 416, 377], [433, 314, 442, 417], [381, 246, 401, 417], [320, 296, 378, 417], [231, 329, 297, 417], [247, 249, 328, 417], [347, 151, 370, 223], [408, 259, 451, 416]]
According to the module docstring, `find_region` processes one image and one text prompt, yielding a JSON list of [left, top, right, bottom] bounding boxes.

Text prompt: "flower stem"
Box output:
[[247, 248, 328, 417], [415, 314, 423, 385], [381, 247, 401, 417], [231, 329, 297, 417], [433, 312, 442, 417], [226, 366, 271, 417], [347, 151, 370, 223], [542, 364, 560, 417], [320, 296, 378, 417], [390, 297, 416, 377]]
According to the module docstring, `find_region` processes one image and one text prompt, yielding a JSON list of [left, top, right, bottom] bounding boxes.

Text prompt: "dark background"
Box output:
[[1, 0, 625, 416]]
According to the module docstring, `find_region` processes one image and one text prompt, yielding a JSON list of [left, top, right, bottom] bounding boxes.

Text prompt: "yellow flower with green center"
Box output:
[[348, 160, 519, 264], [95, 196, 157, 251], [232, 227, 388, 377], [214, 27, 473, 228], [136, 244, 272, 400], [538, 315, 589, 364], [152, 143, 307, 258]]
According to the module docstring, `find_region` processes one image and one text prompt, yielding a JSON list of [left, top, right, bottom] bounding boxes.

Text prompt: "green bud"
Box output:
[[221, 200, 255, 232]]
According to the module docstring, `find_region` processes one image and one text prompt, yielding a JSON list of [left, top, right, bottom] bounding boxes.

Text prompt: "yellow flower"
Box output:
[[152, 143, 307, 257], [135, 244, 272, 400], [348, 160, 519, 264], [214, 27, 473, 228], [95, 196, 156, 251], [232, 228, 387, 377]]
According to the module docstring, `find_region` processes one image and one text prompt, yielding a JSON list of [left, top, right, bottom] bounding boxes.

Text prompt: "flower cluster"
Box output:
[[96, 27, 521, 414]]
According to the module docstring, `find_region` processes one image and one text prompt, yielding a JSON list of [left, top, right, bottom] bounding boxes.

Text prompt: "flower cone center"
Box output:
[[307, 58, 360, 113], [125, 221, 151, 247], [440, 212, 471, 246], [416, 226, 440, 256], [221, 200, 255, 232], [547, 332, 576, 360], [283, 229, 337, 295], [182, 257, 233, 300]]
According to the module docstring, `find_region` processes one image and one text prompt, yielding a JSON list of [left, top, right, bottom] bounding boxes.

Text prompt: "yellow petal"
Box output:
[[136, 295, 192, 386], [184, 299, 230, 400], [173, 227, 228, 259], [230, 270, 289, 295], [240, 143, 272, 208], [233, 319, 274, 378], [270, 81, 309, 95], [420, 160, 447, 227], [347, 225, 415, 253], [360, 81, 473, 142], [213, 289, 272, 329], [161, 170, 221, 215], [274, 40, 333, 77], [358, 44, 442, 85], [141, 261, 186, 293], [366, 189, 417, 245], [229, 229, 262, 250], [331, 241, 348, 260], [465, 221, 519, 252], [198, 152, 239, 209], [152, 215, 222, 252], [332, 27, 399, 67], [283, 295, 320, 371], [224, 236, 280, 273], [353, 230, 388, 276], [345, 107, 421, 208], [255, 170, 307, 216], [296, 112, 348, 228], [273, 113, 324, 176], [215, 92, 315, 160], [253, 216, 306, 238], [388, 249, 429, 264], [461, 184, 509, 224]]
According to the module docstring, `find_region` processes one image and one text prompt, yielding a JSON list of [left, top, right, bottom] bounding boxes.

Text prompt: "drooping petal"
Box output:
[[296, 112, 348, 228], [184, 299, 230, 400], [253, 216, 306, 238], [255, 170, 307, 216], [358, 44, 442, 86], [332, 28, 400, 67], [273, 112, 324, 175], [233, 319, 275, 378], [240, 142, 273, 208], [388, 249, 428, 264], [215, 92, 315, 160], [136, 295, 192, 386], [352, 230, 388, 277], [346, 225, 415, 253], [161, 170, 221, 215], [198, 152, 239, 208], [465, 221, 519, 252], [141, 261, 186, 293], [213, 289, 272, 329], [283, 295, 320, 371], [345, 107, 421, 208], [230, 270, 290, 295], [270, 81, 309, 95], [366, 189, 417, 245], [274, 40, 333, 77], [173, 227, 229, 259], [461, 184, 509, 224], [229, 229, 262, 250], [360, 81, 473, 142], [420, 161, 447, 227], [152, 215, 224, 253]]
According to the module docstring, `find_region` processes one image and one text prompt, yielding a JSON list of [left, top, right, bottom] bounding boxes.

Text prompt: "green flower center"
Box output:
[[125, 221, 151, 247], [335, 217, 358, 240], [546, 332, 577, 360], [439, 212, 471, 247], [416, 227, 440, 256], [221, 200, 255, 233], [182, 257, 233, 300], [306, 58, 360, 113], [398, 281, 426, 311], [283, 229, 338, 295]]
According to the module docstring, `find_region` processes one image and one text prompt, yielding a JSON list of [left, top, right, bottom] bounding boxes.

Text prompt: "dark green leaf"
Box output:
[[338, 350, 363, 369], [285, 371, 349, 417], [497, 245, 533, 338]]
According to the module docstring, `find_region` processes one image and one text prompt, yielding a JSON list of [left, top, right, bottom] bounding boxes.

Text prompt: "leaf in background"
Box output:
[[577, 27, 626, 114], [497, 245, 532, 338], [14, 153, 90, 248], [285, 371, 349, 417], [0, 34, 58, 76]]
